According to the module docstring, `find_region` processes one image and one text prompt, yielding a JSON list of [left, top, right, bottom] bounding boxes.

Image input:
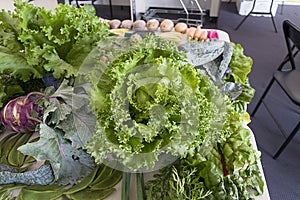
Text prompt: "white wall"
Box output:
[[0, 0, 14, 11], [35, 0, 58, 11], [0, 0, 57, 12]]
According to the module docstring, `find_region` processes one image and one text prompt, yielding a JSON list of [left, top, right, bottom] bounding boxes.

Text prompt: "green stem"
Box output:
[[122, 172, 131, 200], [136, 173, 146, 200]]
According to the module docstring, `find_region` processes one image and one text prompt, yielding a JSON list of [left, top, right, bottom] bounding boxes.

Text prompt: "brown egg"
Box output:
[[146, 19, 160, 31], [160, 19, 174, 32], [174, 22, 188, 33], [109, 19, 121, 29], [121, 19, 133, 29], [133, 20, 146, 31]]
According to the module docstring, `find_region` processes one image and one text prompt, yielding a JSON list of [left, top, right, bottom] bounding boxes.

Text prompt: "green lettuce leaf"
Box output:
[[223, 43, 256, 114], [0, 0, 110, 108], [13, 0, 110, 78], [227, 43, 253, 84], [86, 35, 227, 171], [0, 52, 42, 81]]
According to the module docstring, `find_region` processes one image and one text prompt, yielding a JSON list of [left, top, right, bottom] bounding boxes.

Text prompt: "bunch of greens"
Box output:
[[86, 35, 228, 171], [145, 41, 263, 200], [0, 2, 122, 199], [0, 0, 110, 108], [0, 2, 264, 198], [180, 40, 255, 115], [146, 106, 264, 200], [224, 43, 255, 114], [0, 80, 122, 199]]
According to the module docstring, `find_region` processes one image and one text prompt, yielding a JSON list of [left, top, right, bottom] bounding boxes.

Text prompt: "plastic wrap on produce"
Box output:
[[180, 40, 245, 100], [180, 41, 233, 86], [222, 82, 243, 101]]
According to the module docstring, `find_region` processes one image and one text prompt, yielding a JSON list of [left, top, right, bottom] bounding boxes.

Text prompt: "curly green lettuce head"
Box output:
[[85, 35, 228, 172]]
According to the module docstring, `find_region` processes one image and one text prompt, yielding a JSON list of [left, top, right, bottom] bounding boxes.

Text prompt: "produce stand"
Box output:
[[0, 1, 270, 200]]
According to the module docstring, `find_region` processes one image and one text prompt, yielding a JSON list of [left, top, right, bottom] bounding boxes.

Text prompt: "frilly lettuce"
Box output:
[[86, 35, 229, 171], [0, 0, 109, 108]]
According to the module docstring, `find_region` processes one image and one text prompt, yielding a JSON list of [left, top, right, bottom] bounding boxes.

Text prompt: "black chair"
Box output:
[[235, 0, 278, 33], [251, 20, 300, 159]]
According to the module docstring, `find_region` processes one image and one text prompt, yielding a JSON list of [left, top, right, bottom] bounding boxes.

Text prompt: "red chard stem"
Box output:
[[217, 143, 229, 176]]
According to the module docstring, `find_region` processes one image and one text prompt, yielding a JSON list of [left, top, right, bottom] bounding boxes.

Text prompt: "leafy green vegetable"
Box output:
[[224, 43, 255, 114], [0, 3, 264, 198], [17, 124, 96, 185], [170, 166, 212, 200], [145, 42, 262, 199], [231, 81, 255, 114], [146, 107, 264, 200], [86, 35, 228, 171], [41, 80, 96, 149], [14, 0, 110, 78], [227, 43, 252, 84], [0, 0, 110, 108]]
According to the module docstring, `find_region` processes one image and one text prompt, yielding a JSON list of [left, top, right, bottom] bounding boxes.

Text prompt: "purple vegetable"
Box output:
[[1, 92, 44, 133], [207, 30, 219, 39]]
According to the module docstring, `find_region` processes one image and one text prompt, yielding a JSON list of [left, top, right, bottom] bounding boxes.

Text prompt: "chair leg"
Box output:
[[109, 0, 113, 19], [251, 77, 275, 117], [235, 0, 256, 31], [235, 12, 252, 31], [280, 1, 284, 15], [273, 121, 300, 159], [270, 13, 278, 33]]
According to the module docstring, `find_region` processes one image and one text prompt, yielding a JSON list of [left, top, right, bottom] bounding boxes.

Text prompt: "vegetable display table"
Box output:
[[103, 29, 270, 200], [0, 2, 270, 199]]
